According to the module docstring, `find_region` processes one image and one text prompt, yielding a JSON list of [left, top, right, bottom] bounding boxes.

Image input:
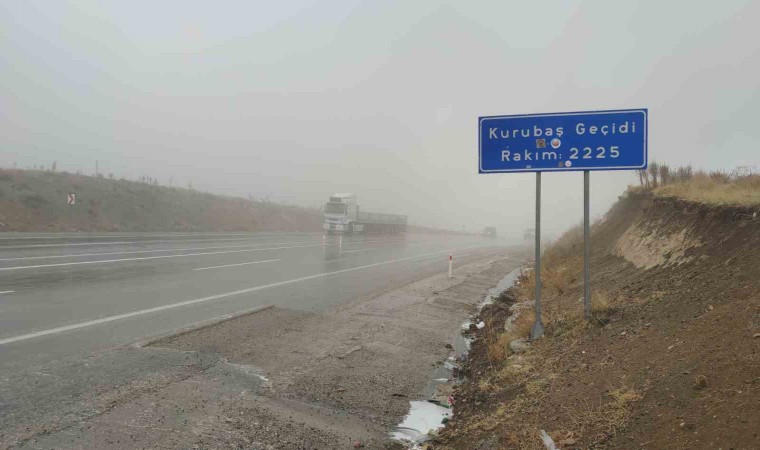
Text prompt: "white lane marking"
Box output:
[[0, 240, 316, 262], [0, 247, 489, 346], [0, 239, 405, 271], [0, 232, 307, 241], [0, 235, 319, 250], [0, 239, 406, 262], [0, 290, 14, 294], [341, 248, 376, 254], [194, 259, 281, 271]]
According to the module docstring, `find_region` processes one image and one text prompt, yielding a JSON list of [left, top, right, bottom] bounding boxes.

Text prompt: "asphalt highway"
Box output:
[[0, 232, 515, 371]]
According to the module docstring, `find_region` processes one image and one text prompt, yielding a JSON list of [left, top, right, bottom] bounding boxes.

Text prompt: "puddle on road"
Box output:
[[390, 401, 452, 444], [479, 268, 521, 310], [222, 358, 270, 384], [459, 267, 521, 349], [391, 268, 522, 446]]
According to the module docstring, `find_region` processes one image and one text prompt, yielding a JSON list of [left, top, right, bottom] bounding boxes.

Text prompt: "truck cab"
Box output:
[[323, 193, 360, 234]]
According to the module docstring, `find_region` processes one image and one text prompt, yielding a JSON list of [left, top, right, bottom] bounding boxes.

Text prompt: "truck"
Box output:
[[323, 193, 407, 234], [481, 227, 497, 238]]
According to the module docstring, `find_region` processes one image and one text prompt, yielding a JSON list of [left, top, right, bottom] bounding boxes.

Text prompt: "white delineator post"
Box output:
[[448, 254, 453, 278]]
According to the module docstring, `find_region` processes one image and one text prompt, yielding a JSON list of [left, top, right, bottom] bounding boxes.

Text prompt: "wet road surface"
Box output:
[[0, 232, 511, 369]]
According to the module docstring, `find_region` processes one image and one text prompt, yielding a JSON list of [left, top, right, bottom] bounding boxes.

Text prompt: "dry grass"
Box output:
[[517, 265, 585, 326], [544, 261, 579, 295], [495, 360, 532, 384], [524, 374, 556, 397], [566, 387, 644, 443], [591, 290, 611, 312], [516, 225, 583, 301], [478, 378, 496, 393], [504, 310, 535, 343], [600, 388, 644, 432], [543, 225, 584, 266], [516, 269, 536, 301], [485, 324, 511, 367], [635, 163, 760, 206], [637, 162, 760, 205], [656, 173, 760, 206]]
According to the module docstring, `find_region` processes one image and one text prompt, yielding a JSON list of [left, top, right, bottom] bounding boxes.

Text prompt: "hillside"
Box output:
[[430, 179, 760, 449], [0, 169, 322, 232]]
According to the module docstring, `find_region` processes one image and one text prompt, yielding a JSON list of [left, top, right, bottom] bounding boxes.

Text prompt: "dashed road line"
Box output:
[[194, 259, 281, 271], [0, 241, 315, 262], [0, 234, 319, 250], [0, 247, 487, 346], [0, 239, 405, 271]]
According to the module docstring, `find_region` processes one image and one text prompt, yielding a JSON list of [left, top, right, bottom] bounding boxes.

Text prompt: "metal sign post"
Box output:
[[531, 172, 544, 339], [478, 109, 648, 334], [584, 171, 591, 319]]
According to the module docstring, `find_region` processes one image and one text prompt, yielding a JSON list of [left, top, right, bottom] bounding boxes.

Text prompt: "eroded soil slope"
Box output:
[[433, 193, 760, 449]]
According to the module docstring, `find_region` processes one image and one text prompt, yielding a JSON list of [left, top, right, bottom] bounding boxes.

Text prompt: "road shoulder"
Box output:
[[5, 251, 527, 449]]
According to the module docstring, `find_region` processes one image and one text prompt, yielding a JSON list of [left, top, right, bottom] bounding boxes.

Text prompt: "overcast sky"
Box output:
[[2, 1, 758, 237]]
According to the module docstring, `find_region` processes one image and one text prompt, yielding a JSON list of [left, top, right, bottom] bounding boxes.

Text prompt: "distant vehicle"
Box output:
[[323, 193, 407, 234], [481, 227, 497, 238], [523, 228, 535, 240]]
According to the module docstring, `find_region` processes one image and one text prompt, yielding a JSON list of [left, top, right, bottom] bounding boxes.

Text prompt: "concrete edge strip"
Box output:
[[132, 304, 275, 349]]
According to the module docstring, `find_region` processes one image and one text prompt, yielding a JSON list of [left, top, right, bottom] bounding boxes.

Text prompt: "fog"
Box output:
[[2, 1, 758, 238]]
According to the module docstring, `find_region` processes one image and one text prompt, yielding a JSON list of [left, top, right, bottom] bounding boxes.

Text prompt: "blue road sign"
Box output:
[[479, 109, 647, 173]]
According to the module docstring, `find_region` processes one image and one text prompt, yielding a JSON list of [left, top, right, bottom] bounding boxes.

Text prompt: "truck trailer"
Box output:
[[323, 193, 407, 234]]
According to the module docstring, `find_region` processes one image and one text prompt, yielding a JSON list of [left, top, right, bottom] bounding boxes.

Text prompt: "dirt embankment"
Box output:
[[431, 192, 760, 449], [0, 169, 323, 232]]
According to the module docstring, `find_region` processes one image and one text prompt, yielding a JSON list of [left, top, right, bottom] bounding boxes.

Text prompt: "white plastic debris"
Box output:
[[540, 430, 557, 450], [475, 321, 486, 329]]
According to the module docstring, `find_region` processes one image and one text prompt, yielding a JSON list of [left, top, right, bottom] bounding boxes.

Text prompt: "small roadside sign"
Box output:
[[479, 109, 647, 173], [67, 193, 76, 205]]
